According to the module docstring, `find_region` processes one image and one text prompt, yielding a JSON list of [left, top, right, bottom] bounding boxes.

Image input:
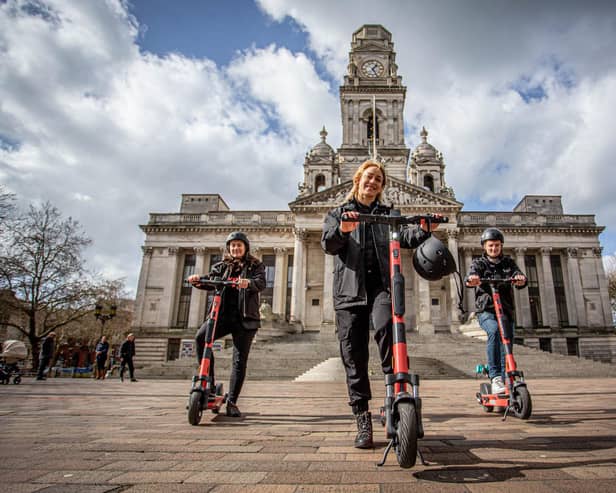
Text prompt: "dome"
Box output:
[[411, 127, 442, 164], [309, 126, 335, 158]]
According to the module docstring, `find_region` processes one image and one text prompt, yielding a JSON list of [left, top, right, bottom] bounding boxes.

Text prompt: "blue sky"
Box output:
[[1, 0, 615, 294]]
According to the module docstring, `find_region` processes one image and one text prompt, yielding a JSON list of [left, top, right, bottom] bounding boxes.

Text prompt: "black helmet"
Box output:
[[412, 236, 457, 281], [480, 228, 504, 246], [225, 231, 250, 252]]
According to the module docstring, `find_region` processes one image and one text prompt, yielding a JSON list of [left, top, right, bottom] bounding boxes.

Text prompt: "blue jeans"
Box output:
[[477, 311, 514, 380]]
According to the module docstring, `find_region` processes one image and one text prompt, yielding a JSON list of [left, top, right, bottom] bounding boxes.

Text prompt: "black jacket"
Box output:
[[465, 254, 527, 317], [120, 339, 135, 360], [39, 336, 55, 359], [197, 257, 266, 330], [321, 199, 431, 310]]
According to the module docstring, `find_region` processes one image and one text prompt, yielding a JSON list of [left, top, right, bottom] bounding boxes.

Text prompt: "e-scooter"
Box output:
[[472, 277, 532, 420], [341, 210, 449, 468], [187, 277, 238, 426]]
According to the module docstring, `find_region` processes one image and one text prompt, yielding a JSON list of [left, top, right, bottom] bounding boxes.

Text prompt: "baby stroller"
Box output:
[[0, 340, 28, 385]]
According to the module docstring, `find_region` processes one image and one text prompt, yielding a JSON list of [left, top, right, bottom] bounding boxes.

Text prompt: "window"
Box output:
[[550, 254, 569, 327], [167, 338, 180, 361], [566, 337, 579, 357], [423, 175, 434, 192], [539, 337, 552, 353], [367, 112, 379, 140], [175, 253, 195, 328], [261, 254, 276, 308], [312, 299, 320, 306], [315, 174, 326, 192], [525, 255, 543, 328], [204, 253, 222, 321]]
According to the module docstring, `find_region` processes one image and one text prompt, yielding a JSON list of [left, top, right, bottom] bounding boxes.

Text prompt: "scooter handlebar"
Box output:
[[188, 277, 240, 289], [340, 212, 449, 225]]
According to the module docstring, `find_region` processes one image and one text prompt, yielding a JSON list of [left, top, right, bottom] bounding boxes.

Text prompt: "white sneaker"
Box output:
[[491, 376, 505, 394]]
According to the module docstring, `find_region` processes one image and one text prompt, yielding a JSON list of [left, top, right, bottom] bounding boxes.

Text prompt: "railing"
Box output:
[[458, 212, 596, 226], [149, 211, 295, 226]]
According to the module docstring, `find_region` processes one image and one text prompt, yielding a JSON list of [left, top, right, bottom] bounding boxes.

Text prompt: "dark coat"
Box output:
[[95, 341, 109, 361], [465, 254, 527, 317], [39, 336, 55, 359], [321, 199, 431, 310], [120, 339, 135, 360], [197, 257, 266, 331]]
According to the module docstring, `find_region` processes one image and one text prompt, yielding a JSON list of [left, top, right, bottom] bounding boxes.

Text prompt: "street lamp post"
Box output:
[[94, 302, 117, 338]]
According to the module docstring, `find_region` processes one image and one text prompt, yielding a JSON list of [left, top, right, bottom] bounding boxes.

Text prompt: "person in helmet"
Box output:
[[465, 228, 527, 394], [321, 159, 440, 449], [188, 231, 266, 417]]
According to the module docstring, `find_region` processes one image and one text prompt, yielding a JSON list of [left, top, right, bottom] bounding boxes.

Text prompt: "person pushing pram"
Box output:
[[0, 340, 27, 385]]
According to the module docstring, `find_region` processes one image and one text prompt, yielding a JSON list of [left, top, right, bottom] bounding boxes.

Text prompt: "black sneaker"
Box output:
[[226, 402, 241, 417], [354, 411, 373, 449], [119, 373, 124, 382]]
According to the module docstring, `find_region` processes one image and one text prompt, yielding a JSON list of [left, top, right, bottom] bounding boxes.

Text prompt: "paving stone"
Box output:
[[0, 376, 615, 491]]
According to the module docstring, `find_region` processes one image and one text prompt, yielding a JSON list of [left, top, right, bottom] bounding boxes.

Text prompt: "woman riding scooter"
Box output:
[[187, 231, 265, 417]]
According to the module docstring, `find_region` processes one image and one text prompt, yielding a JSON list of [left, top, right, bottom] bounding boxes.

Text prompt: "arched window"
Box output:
[[315, 174, 326, 192], [367, 112, 380, 140], [423, 174, 434, 192]]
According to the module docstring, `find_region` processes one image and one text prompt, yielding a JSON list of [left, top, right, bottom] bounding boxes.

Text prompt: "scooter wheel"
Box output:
[[187, 391, 203, 426], [482, 405, 493, 413], [512, 386, 532, 420], [395, 401, 418, 469]]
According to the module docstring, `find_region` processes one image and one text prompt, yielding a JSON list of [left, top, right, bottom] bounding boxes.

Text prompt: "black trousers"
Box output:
[[120, 358, 135, 379], [195, 323, 256, 404], [37, 356, 51, 379], [335, 287, 393, 414]]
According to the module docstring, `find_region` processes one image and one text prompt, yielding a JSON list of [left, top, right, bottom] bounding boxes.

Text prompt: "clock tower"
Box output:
[[338, 25, 409, 182]]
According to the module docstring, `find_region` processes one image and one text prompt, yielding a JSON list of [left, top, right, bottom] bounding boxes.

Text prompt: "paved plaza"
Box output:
[[1, 375, 616, 492]]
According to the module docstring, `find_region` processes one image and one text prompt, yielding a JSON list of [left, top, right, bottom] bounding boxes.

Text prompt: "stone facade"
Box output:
[[132, 25, 615, 364]]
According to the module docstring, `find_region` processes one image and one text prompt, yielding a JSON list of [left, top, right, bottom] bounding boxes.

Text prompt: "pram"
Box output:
[[0, 340, 28, 385]]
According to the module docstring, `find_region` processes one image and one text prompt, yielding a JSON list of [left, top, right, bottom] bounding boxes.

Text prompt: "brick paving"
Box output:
[[1, 376, 615, 492]]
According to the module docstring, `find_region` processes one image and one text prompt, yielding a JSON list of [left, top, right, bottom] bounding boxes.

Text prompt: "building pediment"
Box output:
[[289, 176, 463, 212]]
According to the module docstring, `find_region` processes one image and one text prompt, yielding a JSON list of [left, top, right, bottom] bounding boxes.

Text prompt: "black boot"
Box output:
[[354, 411, 373, 449]]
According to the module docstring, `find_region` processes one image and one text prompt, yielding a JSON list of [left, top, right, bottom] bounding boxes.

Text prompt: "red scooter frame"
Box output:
[[187, 277, 238, 426], [472, 278, 532, 420], [341, 210, 448, 468]]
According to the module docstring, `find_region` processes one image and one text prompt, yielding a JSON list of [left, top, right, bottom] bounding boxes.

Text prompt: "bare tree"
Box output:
[[0, 201, 104, 370], [0, 185, 16, 229]]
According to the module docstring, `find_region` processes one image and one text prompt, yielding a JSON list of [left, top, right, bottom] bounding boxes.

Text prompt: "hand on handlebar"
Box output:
[[339, 211, 359, 233], [421, 214, 443, 232], [236, 278, 250, 289], [466, 274, 481, 287], [512, 274, 527, 286], [187, 274, 202, 286]]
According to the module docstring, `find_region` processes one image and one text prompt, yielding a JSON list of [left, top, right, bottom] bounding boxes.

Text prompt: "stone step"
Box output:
[[136, 331, 616, 381]]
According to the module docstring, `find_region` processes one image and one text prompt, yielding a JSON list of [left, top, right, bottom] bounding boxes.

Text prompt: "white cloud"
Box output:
[[2, 0, 616, 297], [0, 0, 336, 295]]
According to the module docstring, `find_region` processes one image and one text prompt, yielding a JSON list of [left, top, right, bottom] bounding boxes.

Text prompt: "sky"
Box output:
[[1, 0, 616, 296]]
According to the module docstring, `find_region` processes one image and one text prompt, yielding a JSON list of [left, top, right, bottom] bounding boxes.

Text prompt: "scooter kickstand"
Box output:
[[502, 405, 510, 421], [417, 447, 429, 466], [376, 439, 394, 467]]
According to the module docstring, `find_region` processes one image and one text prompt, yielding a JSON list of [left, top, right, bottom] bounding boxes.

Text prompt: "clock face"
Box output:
[[361, 60, 385, 78]]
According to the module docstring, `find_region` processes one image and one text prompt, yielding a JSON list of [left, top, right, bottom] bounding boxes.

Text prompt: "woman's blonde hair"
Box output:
[[345, 160, 387, 202]]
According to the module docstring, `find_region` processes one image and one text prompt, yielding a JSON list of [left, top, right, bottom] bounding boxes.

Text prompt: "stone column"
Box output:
[[290, 228, 307, 328], [540, 247, 559, 328], [463, 250, 474, 314], [272, 247, 287, 318], [417, 278, 433, 335], [566, 248, 585, 327], [133, 246, 153, 328], [322, 253, 335, 324], [514, 248, 532, 328], [594, 247, 613, 326], [447, 230, 461, 331], [187, 247, 207, 329], [161, 247, 181, 327]]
